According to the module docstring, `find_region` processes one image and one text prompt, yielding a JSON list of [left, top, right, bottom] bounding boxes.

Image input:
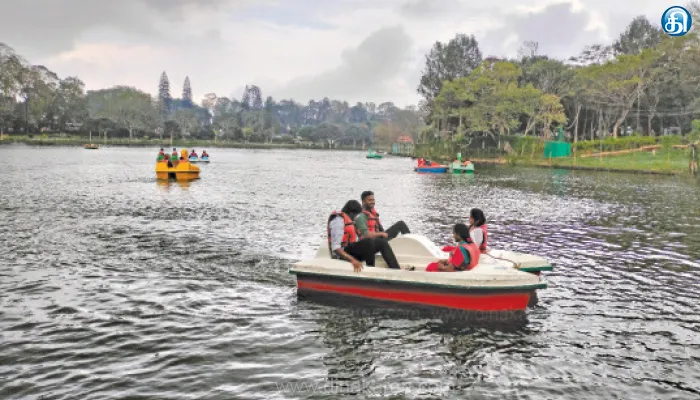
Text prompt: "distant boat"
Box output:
[[415, 159, 447, 173], [366, 148, 383, 159], [84, 131, 98, 149]]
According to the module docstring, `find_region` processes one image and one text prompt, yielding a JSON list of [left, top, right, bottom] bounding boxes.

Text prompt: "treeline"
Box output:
[[0, 44, 423, 146], [417, 4, 700, 143]]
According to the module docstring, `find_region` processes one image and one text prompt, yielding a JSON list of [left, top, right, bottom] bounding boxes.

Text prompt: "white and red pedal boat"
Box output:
[[289, 234, 551, 312]]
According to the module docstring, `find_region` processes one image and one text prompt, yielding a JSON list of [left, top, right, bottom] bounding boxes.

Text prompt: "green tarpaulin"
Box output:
[[544, 141, 571, 158]]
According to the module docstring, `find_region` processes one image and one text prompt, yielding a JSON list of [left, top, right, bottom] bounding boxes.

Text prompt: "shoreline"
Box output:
[[2, 137, 692, 176], [0, 137, 369, 151]]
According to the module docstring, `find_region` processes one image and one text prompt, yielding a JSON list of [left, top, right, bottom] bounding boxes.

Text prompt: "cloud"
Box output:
[[275, 26, 414, 104], [0, 0, 679, 108], [475, 2, 606, 60], [0, 0, 249, 58]]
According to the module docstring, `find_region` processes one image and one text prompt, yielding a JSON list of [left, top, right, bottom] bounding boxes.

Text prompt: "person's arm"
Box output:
[[439, 247, 465, 271], [355, 213, 387, 238], [330, 218, 363, 272]]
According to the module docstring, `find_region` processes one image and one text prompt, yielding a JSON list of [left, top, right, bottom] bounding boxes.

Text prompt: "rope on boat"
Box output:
[[482, 252, 522, 269]]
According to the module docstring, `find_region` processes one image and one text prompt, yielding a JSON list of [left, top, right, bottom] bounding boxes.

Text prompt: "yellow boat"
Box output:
[[155, 159, 200, 181]]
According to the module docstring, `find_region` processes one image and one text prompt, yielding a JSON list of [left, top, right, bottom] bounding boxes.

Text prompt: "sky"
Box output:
[[0, 0, 684, 107]]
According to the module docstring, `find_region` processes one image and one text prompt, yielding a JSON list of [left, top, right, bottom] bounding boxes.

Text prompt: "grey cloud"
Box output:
[[0, 0, 240, 59], [276, 26, 414, 104], [477, 3, 606, 60], [400, 0, 457, 19], [399, 0, 488, 20]]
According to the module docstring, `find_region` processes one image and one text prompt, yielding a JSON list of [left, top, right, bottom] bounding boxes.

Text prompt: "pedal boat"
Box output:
[[155, 159, 200, 181], [289, 234, 549, 312]]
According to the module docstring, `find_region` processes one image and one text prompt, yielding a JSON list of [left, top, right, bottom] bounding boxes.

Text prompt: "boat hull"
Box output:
[[415, 166, 448, 173], [155, 161, 200, 181], [295, 273, 531, 311], [449, 163, 474, 173]]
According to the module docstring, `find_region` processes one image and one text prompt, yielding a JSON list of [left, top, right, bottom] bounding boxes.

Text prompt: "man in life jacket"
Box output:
[[355, 191, 410, 241], [328, 200, 402, 272], [426, 223, 480, 272]]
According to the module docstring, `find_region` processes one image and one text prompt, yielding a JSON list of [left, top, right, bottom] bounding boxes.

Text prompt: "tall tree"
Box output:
[[417, 34, 482, 118], [158, 71, 171, 120], [182, 76, 192, 104], [242, 85, 263, 110]]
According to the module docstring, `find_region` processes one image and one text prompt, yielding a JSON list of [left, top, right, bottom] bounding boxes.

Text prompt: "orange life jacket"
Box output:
[[359, 208, 383, 237], [455, 242, 480, 271], [327, 212, 357, 254], [467, 224, 488, 253]]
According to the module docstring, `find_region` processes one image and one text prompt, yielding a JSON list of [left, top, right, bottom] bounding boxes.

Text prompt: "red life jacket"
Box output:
[[455, 242, 480, 271], [327, 212, 357, 254], [360, 208, 383, 237], [468, 224, 488, 253]]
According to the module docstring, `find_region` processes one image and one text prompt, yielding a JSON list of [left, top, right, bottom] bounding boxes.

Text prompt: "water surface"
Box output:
[[1, 145, 699, 399]]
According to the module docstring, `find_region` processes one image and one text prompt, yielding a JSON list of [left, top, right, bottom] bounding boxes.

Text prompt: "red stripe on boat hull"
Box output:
[[297, 278, 530, 311]]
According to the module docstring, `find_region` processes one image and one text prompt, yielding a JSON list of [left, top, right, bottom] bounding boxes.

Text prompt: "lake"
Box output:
[[1, 145, 699, 399]]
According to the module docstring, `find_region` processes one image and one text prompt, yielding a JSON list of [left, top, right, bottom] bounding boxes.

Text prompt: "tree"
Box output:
[[0, 43, 25, 134], [201, 93, 217, 120], [613, 16, 662, 55], [87, 86, 157, 140], [174, 108, 199, 138], [374, 120, 404, 145], [569, 44, 614, 66], [520, 57, 573, 96], [53, 76, 88, 132], [158, 71, 171, 121], [417, 34, 482, 118], [580, 51, 654, 137], [182, 76, 192, 104], [242, 85, 263, 109]]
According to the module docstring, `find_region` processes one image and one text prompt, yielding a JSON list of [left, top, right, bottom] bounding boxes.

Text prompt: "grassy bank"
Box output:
[[0, 135, 366, 151], [496, 149, 690, 175], [414, 136, 695, 175]]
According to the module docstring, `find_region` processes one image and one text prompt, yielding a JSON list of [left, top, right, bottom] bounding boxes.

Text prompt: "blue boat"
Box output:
[[188, 156, 199, 162], [415, 158, 447, 173], [199, 156, 210, 163]]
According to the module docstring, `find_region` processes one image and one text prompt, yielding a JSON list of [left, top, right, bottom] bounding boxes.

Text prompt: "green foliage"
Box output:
[[572, 135, 657, 153], [660, 135, 681, 150], [433, 60, 567, 138]]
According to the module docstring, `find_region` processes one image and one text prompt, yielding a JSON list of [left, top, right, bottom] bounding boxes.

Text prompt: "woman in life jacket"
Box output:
[[468, 208, 488, 253], [442, 208, 488, 253], [426, 223, 480, 272]]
